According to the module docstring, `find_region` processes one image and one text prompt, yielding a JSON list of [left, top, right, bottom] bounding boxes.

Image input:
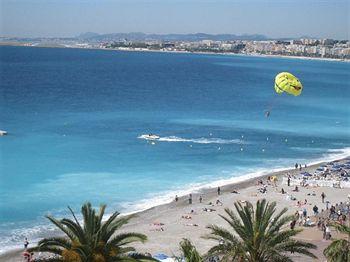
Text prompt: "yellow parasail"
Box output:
[[274, 72, 303, 96]]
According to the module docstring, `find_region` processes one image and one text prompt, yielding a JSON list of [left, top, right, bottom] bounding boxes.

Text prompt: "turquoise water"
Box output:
[[0, 46, 349, 252]]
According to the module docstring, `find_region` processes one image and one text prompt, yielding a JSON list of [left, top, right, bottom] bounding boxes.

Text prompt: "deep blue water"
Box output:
[[0, 46, 349, 251]]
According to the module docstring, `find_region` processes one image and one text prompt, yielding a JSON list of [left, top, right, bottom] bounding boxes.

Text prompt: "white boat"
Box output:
[[0, 130, 8, 136], [139, 134, 160, 140]]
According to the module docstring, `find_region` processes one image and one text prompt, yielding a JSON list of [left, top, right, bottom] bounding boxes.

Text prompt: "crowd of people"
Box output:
[[286, 160, 350, 188], [171, 162, 350, 245]]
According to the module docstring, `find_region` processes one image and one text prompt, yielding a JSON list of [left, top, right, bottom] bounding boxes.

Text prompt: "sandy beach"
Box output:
[[2, 158, 350, 262]]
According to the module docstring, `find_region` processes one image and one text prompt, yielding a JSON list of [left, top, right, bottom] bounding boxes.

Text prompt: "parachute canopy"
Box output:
[[274, 72, 302, 96]]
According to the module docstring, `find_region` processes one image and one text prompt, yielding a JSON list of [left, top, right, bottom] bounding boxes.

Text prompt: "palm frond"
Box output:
[[324, 238, 350, 261], [205, 199, 317, 261], [45, 216, 76, 241], [179, 238, 202, 262]]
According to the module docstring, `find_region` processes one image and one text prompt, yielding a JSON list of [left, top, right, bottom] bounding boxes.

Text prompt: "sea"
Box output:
[[0, 46, 349, 253]]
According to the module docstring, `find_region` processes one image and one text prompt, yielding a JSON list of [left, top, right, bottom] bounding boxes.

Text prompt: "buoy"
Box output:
[[262, 148, 265, 152], [240, 147, 244, 151], [285, 138, 288, 143]]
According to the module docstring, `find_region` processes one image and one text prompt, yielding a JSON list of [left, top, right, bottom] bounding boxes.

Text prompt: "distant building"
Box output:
[[321, 39, 335, 46]]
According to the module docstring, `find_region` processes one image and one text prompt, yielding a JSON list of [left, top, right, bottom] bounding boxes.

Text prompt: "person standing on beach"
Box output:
[[295, 163, 298, 169], [189, 194, 192, 204], [290, 219, 296, 230], [24, 238, 29, 249], [303, 208, 307, 218], [326, 201, 330, 210], [217, 186, 221, 195], [199, 195, 203, 203], [287, 175, 291, 186], [175, 195, 178, 202], [321, 192, 326, 203], [322, 223, 326, 239], [325, 225, 331, 240]]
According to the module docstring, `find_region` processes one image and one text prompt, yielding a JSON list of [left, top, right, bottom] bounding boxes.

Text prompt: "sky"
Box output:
[[0, 0, 349, 39]]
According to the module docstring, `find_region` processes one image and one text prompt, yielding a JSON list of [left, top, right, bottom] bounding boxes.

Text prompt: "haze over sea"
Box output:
[[0, 46, 349, 252]]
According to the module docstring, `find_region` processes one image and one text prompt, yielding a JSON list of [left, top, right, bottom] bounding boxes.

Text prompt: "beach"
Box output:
[[2, 158, 350, 262]]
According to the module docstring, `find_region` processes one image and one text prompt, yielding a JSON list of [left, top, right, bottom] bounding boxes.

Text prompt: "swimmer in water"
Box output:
[[265, 111, 270, 117]]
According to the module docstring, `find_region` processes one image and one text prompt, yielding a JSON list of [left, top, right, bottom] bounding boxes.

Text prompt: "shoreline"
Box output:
[[1, 152, 349, 261], [106, 147, 350, 217], [1, 43, 349, 63], [128, 154, 349, 217]]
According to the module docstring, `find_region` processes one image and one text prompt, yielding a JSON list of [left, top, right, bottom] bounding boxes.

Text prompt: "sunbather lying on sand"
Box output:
[[203, 207, 216, 212], [216, 199, 223, 206], [181, 215, 192, 219], [150, 227, 164, 232], [151, 222, 165, 226], [258, 186, 267, 194], [185, 223, 199, 227]]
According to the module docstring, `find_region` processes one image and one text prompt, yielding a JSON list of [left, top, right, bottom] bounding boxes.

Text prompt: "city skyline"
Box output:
[[0, 0, 349, 39]]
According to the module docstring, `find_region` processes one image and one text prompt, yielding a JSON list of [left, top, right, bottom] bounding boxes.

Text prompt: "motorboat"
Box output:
[[139, 134, 160, 140], [0, 130, 7, 136]]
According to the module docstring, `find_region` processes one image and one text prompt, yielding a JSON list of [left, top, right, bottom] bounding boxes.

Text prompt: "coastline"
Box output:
[[2, 153, 350, 261], [1, 43, 349, 63], [105, 147, 350, 217]]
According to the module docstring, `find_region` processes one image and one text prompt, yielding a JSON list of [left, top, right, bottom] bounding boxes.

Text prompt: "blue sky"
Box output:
[[0, 0, 349, 39]]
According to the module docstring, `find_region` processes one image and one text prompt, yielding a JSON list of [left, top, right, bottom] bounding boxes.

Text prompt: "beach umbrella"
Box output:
[[331, 168, 341, 172], [302, 172, 312, 177]]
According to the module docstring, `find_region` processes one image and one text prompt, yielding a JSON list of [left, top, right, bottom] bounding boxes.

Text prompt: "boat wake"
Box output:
[[138, 135, 245, 144]]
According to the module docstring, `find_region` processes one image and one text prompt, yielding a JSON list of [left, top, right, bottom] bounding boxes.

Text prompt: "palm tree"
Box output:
[[177, 239, 203, 262], [205, 199, 317, 261], [323, 222, 350, 262], [29, 202, 151, 262]]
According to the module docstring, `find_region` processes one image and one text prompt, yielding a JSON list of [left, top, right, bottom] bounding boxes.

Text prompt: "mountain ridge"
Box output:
[[77, 32, 269, 41]]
